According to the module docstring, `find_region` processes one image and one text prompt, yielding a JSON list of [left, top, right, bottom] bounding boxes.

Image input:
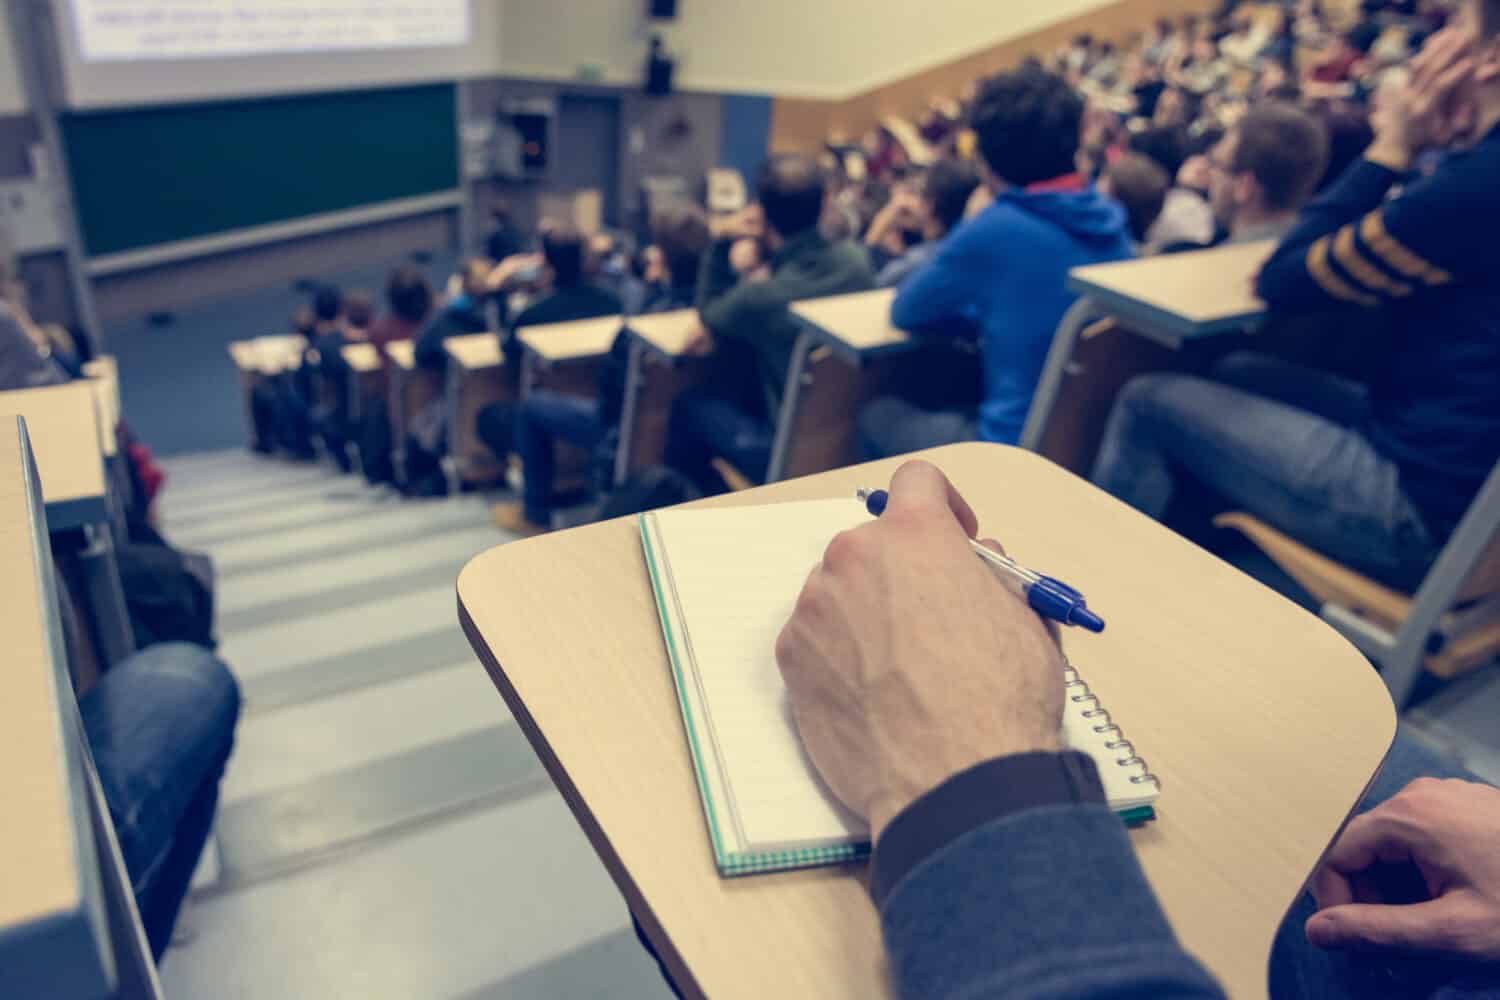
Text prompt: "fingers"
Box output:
[[884, 460, 980, 538], [976, 537, 1008, 557], [1412, 27, 1474, 91], [1305, 898, 1464, 953], [1318, 807, 1424, 878]]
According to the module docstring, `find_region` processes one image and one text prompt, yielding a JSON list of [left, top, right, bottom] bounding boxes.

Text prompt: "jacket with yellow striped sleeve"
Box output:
[[1255, 123, 1500, 541]]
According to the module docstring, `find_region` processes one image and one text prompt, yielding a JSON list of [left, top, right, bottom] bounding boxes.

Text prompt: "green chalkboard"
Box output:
[[60, 83, 459, 257]]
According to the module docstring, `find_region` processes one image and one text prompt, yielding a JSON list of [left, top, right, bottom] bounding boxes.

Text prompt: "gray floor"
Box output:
[[154, 451, 671, 1000]]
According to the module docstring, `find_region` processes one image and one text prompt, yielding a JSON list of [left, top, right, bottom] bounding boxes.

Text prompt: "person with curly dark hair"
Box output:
[[858, 66, 1133, 459]]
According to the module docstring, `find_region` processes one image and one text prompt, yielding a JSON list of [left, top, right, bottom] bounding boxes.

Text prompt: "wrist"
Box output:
[[1367, 135, 1412, 172], [871, 729, 1061, 839]]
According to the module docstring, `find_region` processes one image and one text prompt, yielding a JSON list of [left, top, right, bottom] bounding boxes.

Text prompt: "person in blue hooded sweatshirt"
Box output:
[[857, 66, 1135, 459]]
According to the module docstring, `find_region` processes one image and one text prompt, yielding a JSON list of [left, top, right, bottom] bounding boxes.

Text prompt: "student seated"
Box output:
[[472, 223, 623, 474], [1193, 101, 1331, 247], [307, 285, 356, 471], [775, 460, 1500, 1000], [356, 268, 433, 486], [864, 159, 980, 287], [1099, 152, 1170, 251], [413, 259, 492, 371], [81, 641, 240, 958], [858, 66, 1133, 460], [499, 223, 621, 354], [662, 154, 875, 494], [1134, 126, 1219, 250], [489, 206, 709, 534], [0, 286, 69, 389], [402, 261, 493, 493], [369, 266, 434, 364], [1093, 22, 1500, 592]]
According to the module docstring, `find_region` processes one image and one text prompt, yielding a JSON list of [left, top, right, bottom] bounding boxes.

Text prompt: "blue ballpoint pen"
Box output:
[[855, 488, 1105, 633]]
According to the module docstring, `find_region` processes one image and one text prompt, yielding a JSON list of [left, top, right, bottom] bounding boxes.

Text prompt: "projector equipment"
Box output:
[[494, 98, 556, 180], [646, 35, 675, 96], [648, 0, 678, 19]]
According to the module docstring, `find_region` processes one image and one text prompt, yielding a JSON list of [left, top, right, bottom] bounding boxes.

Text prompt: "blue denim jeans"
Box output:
[[1091, 352, 1437, 591], [1270, 729, 1500, 999], [514, 390, 606, 524], [80, 642, 240, 958], [664, 390, 771, 495], [857, 396, 978, 461]]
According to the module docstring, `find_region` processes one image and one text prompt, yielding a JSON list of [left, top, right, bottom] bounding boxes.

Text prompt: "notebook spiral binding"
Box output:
[[1064, 663, 1161, 789]]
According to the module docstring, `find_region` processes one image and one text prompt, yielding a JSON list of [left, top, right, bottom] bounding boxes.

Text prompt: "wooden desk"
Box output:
[[615, 309, 709, 484], [443, 333, 512, 486], [1066, 240, 1273, 347], [771, 289, 912, 483], [510, 316, 623, 487], [0, 383, 110, 532], [1023, 241, 1275, 473], [516, 314, 623, 369], [0, 416, 162, 999], [81, 363, 119, 459], [458, 443, 1394, 999], [0, 383, 136, 667], [384, 340, 442, 484], [790, 289, 907, 364], [340, 342, 384, 425]]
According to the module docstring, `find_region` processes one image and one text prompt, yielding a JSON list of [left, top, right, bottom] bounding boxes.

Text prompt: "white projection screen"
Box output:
[[52, 0, 498, 108], [70, 1, 469, 61]]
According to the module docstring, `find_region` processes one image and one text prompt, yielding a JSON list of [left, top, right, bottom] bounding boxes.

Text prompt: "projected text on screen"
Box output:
[[70, 1, 470, 61]]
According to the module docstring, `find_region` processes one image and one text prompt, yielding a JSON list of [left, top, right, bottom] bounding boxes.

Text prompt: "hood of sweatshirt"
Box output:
[[999, 184, 1129, 245]]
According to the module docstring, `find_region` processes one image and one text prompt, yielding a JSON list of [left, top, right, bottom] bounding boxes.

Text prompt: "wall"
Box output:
[[0, 4, 77, 329], [463, 78, 726, 240], [496, 0, 1147, 99], [770, 0, 1219, 151], [0, 4, 27, 114]]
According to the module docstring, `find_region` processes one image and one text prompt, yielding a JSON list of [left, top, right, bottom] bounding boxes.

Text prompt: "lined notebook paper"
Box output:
[[641, 499, 1160, 877]]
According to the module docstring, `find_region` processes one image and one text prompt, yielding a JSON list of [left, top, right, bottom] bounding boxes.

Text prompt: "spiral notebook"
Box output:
[[640, 499, 1161, 877]]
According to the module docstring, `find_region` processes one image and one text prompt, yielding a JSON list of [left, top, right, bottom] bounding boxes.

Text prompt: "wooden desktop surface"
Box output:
[[625, 309, 701, 359], [1068, 240, 1274, 341], [0, 383, 108, 530], [444, 332, 503, 371], [385, 340, 417, 371], [791, 288, 907, 355], [518, 315, 623, 364], [458, 443, 1394, 999], [82, 358, 121, 458], [0, 418, 80, 936], [341, 342, 382, 373]]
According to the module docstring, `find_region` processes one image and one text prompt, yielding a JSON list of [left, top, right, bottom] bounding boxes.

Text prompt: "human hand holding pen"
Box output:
[[775, 461, 1065, 838]]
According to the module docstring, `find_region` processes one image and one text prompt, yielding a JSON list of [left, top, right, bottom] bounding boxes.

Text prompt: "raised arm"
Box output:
[[1258, 28, 1487, 310]]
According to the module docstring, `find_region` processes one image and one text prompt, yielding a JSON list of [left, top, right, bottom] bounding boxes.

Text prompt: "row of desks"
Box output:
[[231, 240, 1274, 497]]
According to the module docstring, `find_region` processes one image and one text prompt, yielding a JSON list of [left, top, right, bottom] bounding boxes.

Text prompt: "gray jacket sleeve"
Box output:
[[877, 755, 1225, 999]]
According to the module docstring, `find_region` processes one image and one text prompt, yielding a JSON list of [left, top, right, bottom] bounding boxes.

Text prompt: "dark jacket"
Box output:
[[697, 230, 875, 420], [1257, 124, 1500, 538], [891, 177, 1134, 444], [413, 296, 491, 371], [876, 752, 1224, 998]]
